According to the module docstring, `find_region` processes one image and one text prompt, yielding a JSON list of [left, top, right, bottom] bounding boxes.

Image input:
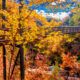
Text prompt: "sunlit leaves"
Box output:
[[0, 0, 79, 79]]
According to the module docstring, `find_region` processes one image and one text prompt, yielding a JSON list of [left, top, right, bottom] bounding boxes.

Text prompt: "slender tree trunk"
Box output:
[[10, 49, 20, 79], [19, 0, 24, 80], [2, 0, 6, 80], [20, 45, 24, 80], [3, 45, 6, 80]]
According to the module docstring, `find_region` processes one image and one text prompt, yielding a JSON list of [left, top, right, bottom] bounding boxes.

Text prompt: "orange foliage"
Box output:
[[25, 68, 52, 80], [61, 52, 80, 74]]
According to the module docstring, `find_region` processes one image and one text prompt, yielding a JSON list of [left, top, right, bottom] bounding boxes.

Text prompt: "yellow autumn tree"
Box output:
[[0, 0, 62, 79], [0, 0, 78, 80]]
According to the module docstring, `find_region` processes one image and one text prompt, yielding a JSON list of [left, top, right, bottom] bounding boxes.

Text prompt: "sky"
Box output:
[[30, 1, 77, 20], [16, 0, 78, 20]]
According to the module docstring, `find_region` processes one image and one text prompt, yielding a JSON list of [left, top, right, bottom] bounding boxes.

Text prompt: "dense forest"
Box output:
[[0, 0, 80, 80]]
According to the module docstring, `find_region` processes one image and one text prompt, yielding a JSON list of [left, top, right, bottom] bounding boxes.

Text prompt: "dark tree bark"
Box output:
[[20, 45, 24, 80], [2, 0, 6, 80], [3, 45, 6, 80], [19, 0, 24, 80], [10, 49, 20, 79]]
